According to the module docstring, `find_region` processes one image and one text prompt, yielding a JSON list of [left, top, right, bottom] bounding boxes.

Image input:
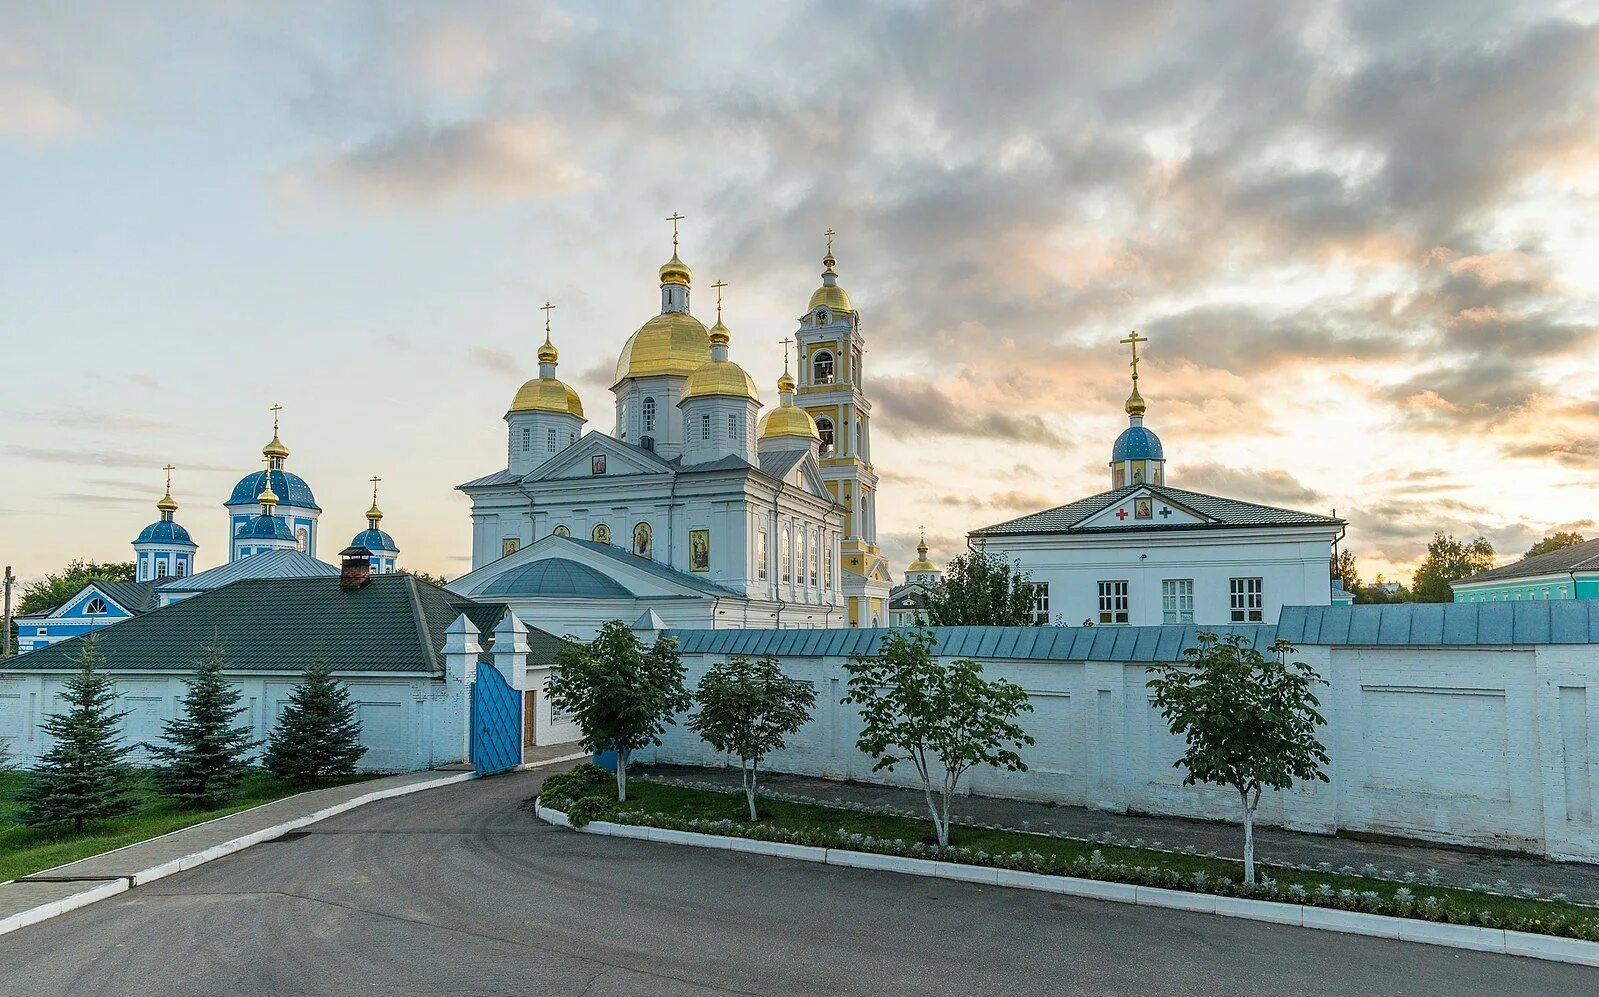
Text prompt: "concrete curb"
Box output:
[[534, 800, 1599, 969], [0, 771, 476, 938]]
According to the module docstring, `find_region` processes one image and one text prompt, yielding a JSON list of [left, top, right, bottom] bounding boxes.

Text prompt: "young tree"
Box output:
[[1411, 532, 1494, 602], [17, 636, 141, 832], [262, 658, 366, 785], [687, 654, 816, 820], [1526, 532, 1587, 559], [146, 645, 257, 810], [403, 570, 451, 588], [1147, 632, 1330, 885], [842, 628, 1034, 847], [17, 560, 136, 616], [1332, 549, 1360, 593], [546, 620, 690, 802], [923, 548, 1042, 626]]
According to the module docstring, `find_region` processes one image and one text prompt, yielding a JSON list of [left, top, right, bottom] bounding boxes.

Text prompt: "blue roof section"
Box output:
[[665, 624, 1283, 662], [240, 513, 297, 541], [472, 558, 633, 599], [1277, 602, 1599, 645], [350, 527, 400, 553], [161, 548, 338, 595], [562, 538, 743, 598], [133, 520, 195, 546], [1111, 424, 1164, 461], [227, 469, 320, 510]]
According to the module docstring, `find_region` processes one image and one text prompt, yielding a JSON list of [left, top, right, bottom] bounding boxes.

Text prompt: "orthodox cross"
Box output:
[[711, 279, 728, 321], [1119, 331, 1147, 386], [779, 336, 794, 374], [162, 463, 175, 492], [269, 402, 283, 434], [370, 475, 382, 504], [824, 227, 836, 255], [666, 211, 685, 249], [540, 301, 555, 335]]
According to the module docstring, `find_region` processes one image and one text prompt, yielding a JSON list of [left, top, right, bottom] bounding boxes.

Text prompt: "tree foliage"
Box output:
[[17, 636, 141, 832], [842, 628, 1034, 847], [1411, 533, 1495, 602], [1526, 532, 1587, 559], [404, 570, 451, 588], [262, 658, 366, 785], [17, 560, 135, 616], [546, 620, 690, 802], [146, 645, 257, 809], [1332, 549, 1360, 593], [1147, 632, 1330, 884], [923, 548, 1041, 627], [687, 654, 815, 820], [1354, 574, 1410, 604]]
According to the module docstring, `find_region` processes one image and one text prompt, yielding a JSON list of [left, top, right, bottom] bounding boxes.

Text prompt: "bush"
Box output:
[[539, 763, 610, 807], [566, 796, 621, 828]]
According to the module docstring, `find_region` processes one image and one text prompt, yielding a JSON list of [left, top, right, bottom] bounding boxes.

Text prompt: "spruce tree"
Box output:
[[262, 657, 366, 785], [147, 645, 257, 810], [18, 636, 141, 832]]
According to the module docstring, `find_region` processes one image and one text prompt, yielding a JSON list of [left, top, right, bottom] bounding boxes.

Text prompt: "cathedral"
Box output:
[[449, 224, 892, 637]]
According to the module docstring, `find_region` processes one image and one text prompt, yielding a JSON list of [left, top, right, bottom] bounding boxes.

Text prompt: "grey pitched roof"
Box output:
[[758, 450, 807, 479], [1454, 537, 1599, 585], [562, 537, 743, 597], [666, 625, 1283, 662], [87, 580, 168, 615], [159, 548, 338, 595], [1277, 601, 1599, 646], [4, 574, 547, 674], [457, 468, 523, 490], [971, 483, 1343, 536]]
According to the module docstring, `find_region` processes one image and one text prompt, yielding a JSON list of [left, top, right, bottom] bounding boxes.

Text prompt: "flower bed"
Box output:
[[538, 764, 1599, 943]]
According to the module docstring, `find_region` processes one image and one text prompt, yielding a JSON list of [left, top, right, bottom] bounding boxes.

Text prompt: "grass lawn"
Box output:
[[553, 775, 1595, 933], [0, 770, 372, 883]]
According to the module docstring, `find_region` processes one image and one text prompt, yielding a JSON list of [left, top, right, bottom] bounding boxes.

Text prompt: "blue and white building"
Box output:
[[133, 469, 197, 582], [348, 478, 401, 574], [226, 418, 320, 561]]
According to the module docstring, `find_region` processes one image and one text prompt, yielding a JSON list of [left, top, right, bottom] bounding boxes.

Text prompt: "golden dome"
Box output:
[[537, 334, 558, 364], [510, 377, 585, 418], [659, 252, 692, 287], [807, 283, 853, 313], [759, 403, 820, 441], [614, 312, 711, 383], [257, 477, 280, 507], [777, 370, 796, 393], [1125, 384, 1147, 417], [366, 501, 383, 522], [682, 359, 761, 403], [156, 489, 179, 514], [262, 433, 290, 460], [708, 319, 730, 348]]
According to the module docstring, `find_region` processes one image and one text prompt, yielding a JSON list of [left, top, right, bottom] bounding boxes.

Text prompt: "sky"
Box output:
[[1, 0, 1596, 587]]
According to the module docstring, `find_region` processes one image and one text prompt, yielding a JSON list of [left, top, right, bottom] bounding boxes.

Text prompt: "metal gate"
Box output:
[[470, 663, 523, 776]]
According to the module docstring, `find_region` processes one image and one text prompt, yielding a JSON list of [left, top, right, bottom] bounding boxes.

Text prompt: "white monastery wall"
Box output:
[[643, 641, 1599, 862]]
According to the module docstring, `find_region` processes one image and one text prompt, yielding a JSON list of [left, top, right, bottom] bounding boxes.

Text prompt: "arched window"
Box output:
[[618, 399, 628, 440], [592, 524, 612, 544], [642, 397, 657, 433], [816, 417, 835, 455], [156, 561, 168, 578], [296, 527, 309, 552], [813, 350, 835, 384], [85, 597, 107, 615], [633, 521, 653, 558]]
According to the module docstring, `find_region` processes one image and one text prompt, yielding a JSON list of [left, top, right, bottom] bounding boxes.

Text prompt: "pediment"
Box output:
[[52, 583, 133, 619], [525, 432, 674, 483], [1071, 488, 1213, 529], [449, 534, 720, 602]]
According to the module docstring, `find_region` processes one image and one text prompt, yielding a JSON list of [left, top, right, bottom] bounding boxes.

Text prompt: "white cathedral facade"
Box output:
[[449, 232, 892, 638]]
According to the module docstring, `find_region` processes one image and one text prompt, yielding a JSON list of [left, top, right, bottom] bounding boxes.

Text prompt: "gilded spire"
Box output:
[[778, 335, 795, 392], [709, 279, 730, 346], [659, 211, 691, 286], [257, 457, 280, 509], [263, 403, 290, 462], [537, 302, 558, 364], [156, 463, 179, 518], [823, 227, 837, 273], [367, 475, 383, 524], [1120, 331, 1148, 417]]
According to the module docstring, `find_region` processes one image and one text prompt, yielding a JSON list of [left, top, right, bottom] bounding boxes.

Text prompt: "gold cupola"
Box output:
[[156, 474, 180, 517], [907, 532, 937, 573], [1125, 384, 1147, 417], [758, 368, 820, 442], [257, 473, 280, 510], [366, 475, 384, 525], [682, 284, 761, 404], [658, 251, 692, 287], [615, 218, 711, 385], [807, 240, 854, 314], [510, 310, 585, 419]]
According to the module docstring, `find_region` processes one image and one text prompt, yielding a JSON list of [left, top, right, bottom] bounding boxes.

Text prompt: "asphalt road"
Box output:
[[1, 768, 1591, 996]]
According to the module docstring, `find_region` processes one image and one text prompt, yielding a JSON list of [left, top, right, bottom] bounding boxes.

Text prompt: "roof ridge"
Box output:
[[402, 573, 444, 676], [1151, 483, 1341, 521]]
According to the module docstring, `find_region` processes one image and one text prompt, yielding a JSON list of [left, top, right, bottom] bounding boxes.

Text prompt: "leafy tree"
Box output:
[[146, 646, 257, 809], [1332, 549, 1360, 593], [924, 548, 1041, 626], [404, 570, 451, 588], [17, 560, 135, 616], [842, 628, 1034, 847], [1526, 532, 1587, 559], [262, 658, 366, 785], [1411, 533, 1495, 602], [1354, 574, 1410, 604], [17, 636, 141, 832], [546, 620, 690, 801], [1147, 632, 1330, 885], [687, 654, 816, 820]]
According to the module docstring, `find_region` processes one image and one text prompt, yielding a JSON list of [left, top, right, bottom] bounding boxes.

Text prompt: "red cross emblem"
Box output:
[[1115, 507, 1128, 520]]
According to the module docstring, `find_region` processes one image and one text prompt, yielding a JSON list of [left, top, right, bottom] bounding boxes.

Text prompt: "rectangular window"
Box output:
[[1161, 579, 1194, 624], [1230, 577, 1264, 622], [1097, 580, 1129, 624], [728, 414, 739, 440], [701, 413, 711, 441], [808, 533, 819, 586], [757, 530, 768, 581], [156, 561, 168, 578], [546, 428, 557, 452], [781, 531, 792, 583], [521, 427, 531, 452], [175, 562, 186, 578], [823, 536, 833, 588], [1031, 582, 1050, 623]]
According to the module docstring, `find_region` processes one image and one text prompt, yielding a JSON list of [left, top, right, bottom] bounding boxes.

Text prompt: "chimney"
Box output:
[[339, 545, 374, 590]]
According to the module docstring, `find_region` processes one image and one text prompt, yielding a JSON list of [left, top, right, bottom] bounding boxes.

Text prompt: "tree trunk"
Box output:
[[744, 760, 759, 821], [616, 750, 628, 802], [940, 772, 956, 848], [921, 780, 946, 847], [1240, 785, 1256, 886]]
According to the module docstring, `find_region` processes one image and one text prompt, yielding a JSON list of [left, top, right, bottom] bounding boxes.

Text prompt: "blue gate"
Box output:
[[470, 663, 523, 776]]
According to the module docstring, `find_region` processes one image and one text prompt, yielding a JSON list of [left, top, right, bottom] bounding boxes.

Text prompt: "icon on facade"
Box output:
[[1134, 498, 1153, 520], [690, 529, 710, 572], [591, 455, 606, 475]]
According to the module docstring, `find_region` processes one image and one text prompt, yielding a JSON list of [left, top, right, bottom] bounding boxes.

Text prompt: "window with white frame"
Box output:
[[757, 529, 768, 581], [1230, 577, 1264, 622], [700, 413, 711, 441], [823, 537, 833, 588], [727, 413, 739, 440], [546, 427, 557, 452], [1161, 579, 1194, 624], [781, 530, 792, 583], [813, 350, 835, 384], [816, 417, 835, 455], [1030, 582, 1050, 623], [808, 533, 818, 586], [521, 427, 531, 452], [642, 396, 657, 433], [1097, 580, 1129, 624], [156, 561, 168, 578], [85, 598, 107, 615]]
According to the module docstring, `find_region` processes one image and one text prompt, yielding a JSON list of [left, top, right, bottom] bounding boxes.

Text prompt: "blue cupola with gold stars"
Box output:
[[235, 469, 300, 558], [1110, 331, 1166, 488], [133, 465, 197, 582], [227, 405, 321, 561], [349, 476, 400, 573]]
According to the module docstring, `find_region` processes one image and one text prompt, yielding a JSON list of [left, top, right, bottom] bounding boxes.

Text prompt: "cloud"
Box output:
[[1177, 464, 1326, 509], [470, 347, 518, 373], [3, 446, 234, 473], [294, 116, 592, 205], [871, 376, 1068, 447], [0, 80, 79, 138]]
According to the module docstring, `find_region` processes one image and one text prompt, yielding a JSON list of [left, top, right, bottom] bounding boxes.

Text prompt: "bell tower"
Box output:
[[794, 231, 891, 626]]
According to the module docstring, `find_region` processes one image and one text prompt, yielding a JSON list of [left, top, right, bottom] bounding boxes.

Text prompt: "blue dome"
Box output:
[[1111, 425, 1164, 462], [350, 527, 399, 553], [239, 513, 297, 541], [227, 470, 320, 510], [134, 520, 195, 546], [472, 558, 631, 599]]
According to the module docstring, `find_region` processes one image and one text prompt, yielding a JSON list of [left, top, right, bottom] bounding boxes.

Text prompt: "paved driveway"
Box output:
[[0, 767, 1589, 996]]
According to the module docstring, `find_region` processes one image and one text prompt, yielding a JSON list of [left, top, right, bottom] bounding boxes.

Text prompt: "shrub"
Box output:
[[566, 796, 621, 828]]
